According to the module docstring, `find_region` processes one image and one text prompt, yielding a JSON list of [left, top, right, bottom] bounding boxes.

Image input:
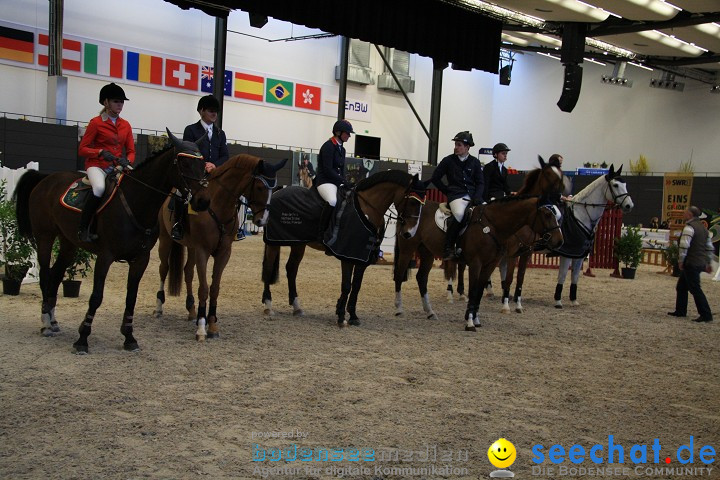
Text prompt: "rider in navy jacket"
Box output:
[[483, 142, 512, 202], [315, 119, 353, 206], [428, 131, 484, 260]]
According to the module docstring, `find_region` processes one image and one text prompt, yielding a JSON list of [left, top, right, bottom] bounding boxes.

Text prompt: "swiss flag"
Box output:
[[294, 83, 322, 111], [165, 58, 199, 91]]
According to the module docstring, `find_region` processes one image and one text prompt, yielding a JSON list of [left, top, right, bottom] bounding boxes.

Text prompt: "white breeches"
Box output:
[[317, 183, 338, 207], [449, 197, 470, 222], [86, 166, 107, 197]]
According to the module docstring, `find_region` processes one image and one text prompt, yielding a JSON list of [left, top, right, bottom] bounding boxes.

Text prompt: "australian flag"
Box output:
[[201, 66, 232, 96]]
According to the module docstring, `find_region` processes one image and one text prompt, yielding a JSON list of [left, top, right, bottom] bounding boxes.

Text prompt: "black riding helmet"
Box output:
[[98, 82, 129, 104], [492, 142, 511, 155], [197, 94, 220, 112], [332, 119, 354, 135], [452, 131, 475, 147]]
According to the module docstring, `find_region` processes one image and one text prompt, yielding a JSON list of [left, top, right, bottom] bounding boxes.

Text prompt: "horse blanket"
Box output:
[[548, 204, 594, 259], [60, 174, 124, 212], [264, 186, 381, 265]]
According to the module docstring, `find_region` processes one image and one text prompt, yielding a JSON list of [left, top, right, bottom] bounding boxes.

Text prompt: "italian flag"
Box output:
[[84, 42, 123, 78]]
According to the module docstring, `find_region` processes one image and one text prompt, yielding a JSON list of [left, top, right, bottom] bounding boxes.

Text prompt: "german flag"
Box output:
[[0, 25, 34, 64]]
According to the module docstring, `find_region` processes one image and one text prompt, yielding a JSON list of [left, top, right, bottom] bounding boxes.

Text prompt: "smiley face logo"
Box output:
[[488, 438, 517, 469]]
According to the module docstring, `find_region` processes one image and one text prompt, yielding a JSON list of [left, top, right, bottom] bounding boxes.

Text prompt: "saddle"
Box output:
[[264, 185, 382, 265], [547, 204, 594, 259], [60, 172, 124, 213], [434, 202, 473, 235]]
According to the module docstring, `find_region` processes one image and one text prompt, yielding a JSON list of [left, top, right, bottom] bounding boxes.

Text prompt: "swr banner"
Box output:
[[662, 173, 693, 226]]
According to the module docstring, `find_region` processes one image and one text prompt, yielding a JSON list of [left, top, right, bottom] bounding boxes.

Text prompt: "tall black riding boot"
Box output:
[[78, 194, 102, 243], [318, 203, 332, 241], [443, 216, 461, 261], [171, 196, 184, 240]]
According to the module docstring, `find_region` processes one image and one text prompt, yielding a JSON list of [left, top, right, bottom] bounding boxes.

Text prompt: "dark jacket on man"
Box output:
[[183, 121, 229, 167], [315, 137, 346, 186], [483, 159, 511, 201], [428, 154, 484, 202]]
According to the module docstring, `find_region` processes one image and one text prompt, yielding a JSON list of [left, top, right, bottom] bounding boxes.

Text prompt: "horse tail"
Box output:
[[14, 170, 48, 239], [167, 240, 185, 296], [443, 259, 457, 282], [262, 244, 280, 285]]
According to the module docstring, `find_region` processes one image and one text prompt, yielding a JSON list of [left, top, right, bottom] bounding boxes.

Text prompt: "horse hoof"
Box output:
[[123, 343, 140, 352], [515, 308, 524, 314], [465, 326, 477, 332], [50, 324, 60, 333], [555, 304, 563, 309], [196, 334, 206, 342], [446, 295, 454, 304], [292, 309, 304, 317], [40, 327, 56, 337], [459, 295, 468, 301], [207, 332, 220, 339], [263, 308, 274, 317], [73, 344, 89, 355], [348, 318, 361, 326], [571, 301, 580, 307], [153, 310, 162, 318], [500, 307, 510, 314], [395, 311, 404, 317], [428, 313, 439, 321]]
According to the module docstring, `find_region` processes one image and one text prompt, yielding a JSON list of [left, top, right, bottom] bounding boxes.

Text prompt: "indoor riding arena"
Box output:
[[2, 0, 720, 479]]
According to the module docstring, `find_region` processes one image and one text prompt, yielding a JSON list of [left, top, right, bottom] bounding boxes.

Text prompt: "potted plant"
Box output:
[[614, 225, 644, 279], [52, 240, 95, 297], [0, 180, 34, 295], [662, 241, 680, 277]]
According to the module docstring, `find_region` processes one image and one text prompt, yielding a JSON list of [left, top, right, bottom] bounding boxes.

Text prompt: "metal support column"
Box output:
[[337, 36, 349, 120], [47, 0, 67, 123], [213, 15, 228, 129], [428, 60, 445, 166]]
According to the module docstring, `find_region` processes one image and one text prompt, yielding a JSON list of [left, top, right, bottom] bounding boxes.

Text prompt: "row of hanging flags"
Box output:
[[0, 22, 341, 115]]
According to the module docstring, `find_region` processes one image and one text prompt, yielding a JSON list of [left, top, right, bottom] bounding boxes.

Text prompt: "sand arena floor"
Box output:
[[1, 234, 718, 479]]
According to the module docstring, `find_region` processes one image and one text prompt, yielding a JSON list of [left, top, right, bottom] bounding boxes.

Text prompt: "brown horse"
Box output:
[[14, 130, 210, 354], [261, 170, 426, 326], [298, 164, 313, 188], [453, 194, 564, 331], [393, 157, 565, 320], [154, 155, 287, 341]]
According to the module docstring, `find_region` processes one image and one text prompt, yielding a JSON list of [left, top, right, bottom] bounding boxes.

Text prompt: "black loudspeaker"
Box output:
[[249, 12, 268, 28], [499, 65, 512, 86], [560, 23, 587, 65], [557, 64, 583, 113]]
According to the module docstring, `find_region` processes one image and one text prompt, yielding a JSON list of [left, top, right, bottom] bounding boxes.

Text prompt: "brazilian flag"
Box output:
[[266, 78, 294, 105]]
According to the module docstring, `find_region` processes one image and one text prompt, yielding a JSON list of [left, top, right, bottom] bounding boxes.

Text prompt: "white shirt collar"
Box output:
[[458, 153, 469, 162]]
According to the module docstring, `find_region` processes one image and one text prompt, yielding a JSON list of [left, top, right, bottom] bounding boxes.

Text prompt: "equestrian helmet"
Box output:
[[492, 142, 511, 155], [332, 119, 354, 135], [99, 82, 129, 104], [197, 94, 220, 112], [452, 131, 475, 147]]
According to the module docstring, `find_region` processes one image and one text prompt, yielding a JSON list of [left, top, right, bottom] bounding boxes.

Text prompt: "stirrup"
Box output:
[[171, 223, 183, 240]]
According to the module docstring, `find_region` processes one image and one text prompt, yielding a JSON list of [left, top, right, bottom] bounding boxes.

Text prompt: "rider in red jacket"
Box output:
[[77, 83, 135, 242]]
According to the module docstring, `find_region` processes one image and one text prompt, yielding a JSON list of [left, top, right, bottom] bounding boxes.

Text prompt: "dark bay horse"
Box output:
[[14, 130, 210, 354], [502, 164, 633, 312], [154, 154, 286, 341], [453, 194, 564, 331], [262, 170, 426, 326], [393, 157, 565, 320]]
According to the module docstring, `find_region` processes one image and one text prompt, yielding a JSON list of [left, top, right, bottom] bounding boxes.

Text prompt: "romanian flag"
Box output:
[[0, 26, 34, 64], [83, 42, 123, 78], [265, 78, 293, 105], [234, 72, 264, 101], [38, 33, 81, 71], [165, 58, 199, 91], [294, 83, 322, 111], [126, 51, 163, 85]]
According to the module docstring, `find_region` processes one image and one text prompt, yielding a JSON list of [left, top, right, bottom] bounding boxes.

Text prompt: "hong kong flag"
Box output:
[[294, 83, 321, 111], [165, 58, 199, 91]]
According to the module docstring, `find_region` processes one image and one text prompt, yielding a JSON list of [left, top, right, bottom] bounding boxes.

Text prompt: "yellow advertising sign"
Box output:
[[662, 173, 693, 226]]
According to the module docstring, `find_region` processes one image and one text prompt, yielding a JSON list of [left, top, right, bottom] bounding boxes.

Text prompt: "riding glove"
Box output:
[[100, 150, 118, 163]]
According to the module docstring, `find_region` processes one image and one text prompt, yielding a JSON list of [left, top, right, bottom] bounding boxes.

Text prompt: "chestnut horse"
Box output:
[[451, 194, 565, 331], [154, 155, 287, 341], [393, 157, 565, 320], [14, 130, 210, 354], [262, 170, 426, 326]]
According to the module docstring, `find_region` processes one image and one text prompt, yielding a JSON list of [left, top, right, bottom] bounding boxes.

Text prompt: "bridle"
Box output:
[[120, 150, 208, 204], [531, 203, 563, 247], [210, 163, 276, 218]]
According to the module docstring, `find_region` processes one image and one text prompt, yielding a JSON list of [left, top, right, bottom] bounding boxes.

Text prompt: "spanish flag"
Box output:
[[234, 72, 264, 102], [0, 26, 34, 64]]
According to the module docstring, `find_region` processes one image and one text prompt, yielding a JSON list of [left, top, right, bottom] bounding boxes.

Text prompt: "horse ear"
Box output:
[[538, 155, 546, 167], [615, 164, 623, 175], [166, 128, 183, 149]]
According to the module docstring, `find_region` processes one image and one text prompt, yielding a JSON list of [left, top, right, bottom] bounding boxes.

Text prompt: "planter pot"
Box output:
[[2, 277, 22, 295], [62, 279, 82, 298], [621, 267, 637, 279]]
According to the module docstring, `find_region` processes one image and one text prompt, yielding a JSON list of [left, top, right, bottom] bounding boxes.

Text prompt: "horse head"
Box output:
[[604, 164, 634, 213], [249, 157, 288, 226], [396, 174, 426, 239], [166, 128, 211, 212]]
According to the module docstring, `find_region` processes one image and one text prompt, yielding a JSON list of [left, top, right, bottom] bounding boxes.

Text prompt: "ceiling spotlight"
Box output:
[[600, 61, 633, 88], [711, 85, 720, 94], [649, 72, 684, 92]]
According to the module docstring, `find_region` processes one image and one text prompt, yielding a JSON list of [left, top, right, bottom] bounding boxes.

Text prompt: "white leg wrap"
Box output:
[[195, 317, 207, 341], [555, 300, 563, 309], [446, 290, 454, 303], [422, 293, 437, 320], [501, 298, 510, 314], [515, 297, 523, 313], [473, 314, 481, 327], [41, 312, 54, 336], [394, 292, 404, 316], [263, 299, 274, 316], [465, 314, 475, 329], [154, 298, 163, 317], [292, 297, 303, 316]]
